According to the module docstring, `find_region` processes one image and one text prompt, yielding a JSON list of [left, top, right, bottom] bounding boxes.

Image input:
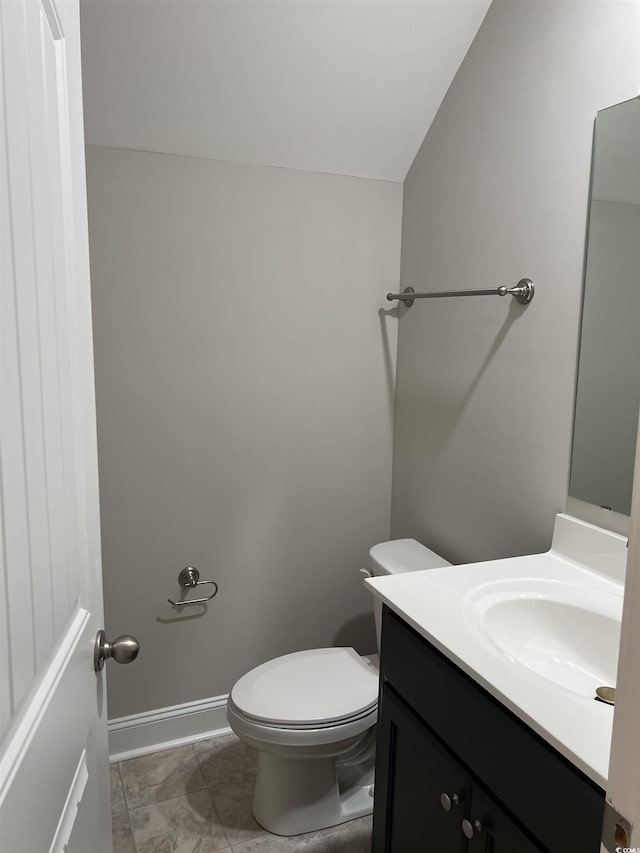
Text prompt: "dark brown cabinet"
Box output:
[[375, 685, 469, 852], [375, 685, 540, 852], [467, 782, 541, 853], [372, 607, 605, 853]]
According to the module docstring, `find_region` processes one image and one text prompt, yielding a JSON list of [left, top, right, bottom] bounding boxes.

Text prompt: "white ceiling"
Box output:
[[80, 0, 491, 182]]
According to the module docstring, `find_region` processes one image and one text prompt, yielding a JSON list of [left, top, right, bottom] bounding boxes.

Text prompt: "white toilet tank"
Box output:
[[365, 539, 451, 650]]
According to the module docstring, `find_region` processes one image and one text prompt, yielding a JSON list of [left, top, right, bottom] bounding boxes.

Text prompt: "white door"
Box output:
[[604, 423, 640, 850], [1, 1, 116, 851]]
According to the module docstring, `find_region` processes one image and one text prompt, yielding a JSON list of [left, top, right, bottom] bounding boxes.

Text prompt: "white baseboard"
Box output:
[[108, 695, 232, 762]]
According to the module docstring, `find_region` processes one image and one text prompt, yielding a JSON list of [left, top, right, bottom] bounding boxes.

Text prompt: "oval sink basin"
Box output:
[[483, 598, 620, 696], [465, 580, 623, 698]]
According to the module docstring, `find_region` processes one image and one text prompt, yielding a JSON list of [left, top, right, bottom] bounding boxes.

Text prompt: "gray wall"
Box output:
[[392, 1, 640, 563], [86, 146, 402, 718]]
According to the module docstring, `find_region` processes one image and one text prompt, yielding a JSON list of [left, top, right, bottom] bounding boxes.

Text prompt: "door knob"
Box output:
[[94, 630, 140, 671], [462, 818, 483, 839], [440, 792, 460, 812]]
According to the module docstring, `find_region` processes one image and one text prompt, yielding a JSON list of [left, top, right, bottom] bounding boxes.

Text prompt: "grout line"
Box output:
[[317, 833, 332, 852], [118, 742, 211, 812], [125, 783, 211, 813], [116, 762, 131, 814], [129, 809, 140, 853], [117, 760, 139, 853]]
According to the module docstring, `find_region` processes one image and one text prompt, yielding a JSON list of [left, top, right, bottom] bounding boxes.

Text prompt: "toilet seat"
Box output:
[[230, 647, 379, 729], [227, 695, 378, 750]]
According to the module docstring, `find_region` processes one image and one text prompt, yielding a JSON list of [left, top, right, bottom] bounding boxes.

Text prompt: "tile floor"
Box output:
[[111, 734, 372, 853]]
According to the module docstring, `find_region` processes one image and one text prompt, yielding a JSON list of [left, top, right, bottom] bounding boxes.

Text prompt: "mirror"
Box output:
[[569, 96, 640, 517]]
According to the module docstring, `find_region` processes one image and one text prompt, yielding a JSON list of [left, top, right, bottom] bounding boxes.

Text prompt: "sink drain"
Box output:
[[595, 686, 616, 705]]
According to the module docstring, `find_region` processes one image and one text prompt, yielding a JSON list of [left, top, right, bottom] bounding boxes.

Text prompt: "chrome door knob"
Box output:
[[462, 818, 483, 839], [94, 630, 140, 671], [440, 792, 460, 812]]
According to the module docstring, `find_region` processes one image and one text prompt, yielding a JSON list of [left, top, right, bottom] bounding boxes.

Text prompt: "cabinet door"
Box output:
[[373, 685, 470, 853], [466, 784, 543, 853]]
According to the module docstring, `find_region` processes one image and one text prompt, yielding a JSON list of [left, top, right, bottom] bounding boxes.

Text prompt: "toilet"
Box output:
[[226, 539, 451, 836]]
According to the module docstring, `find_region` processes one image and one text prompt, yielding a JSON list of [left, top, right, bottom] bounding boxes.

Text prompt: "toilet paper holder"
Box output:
[[168, 566, 219, 607]]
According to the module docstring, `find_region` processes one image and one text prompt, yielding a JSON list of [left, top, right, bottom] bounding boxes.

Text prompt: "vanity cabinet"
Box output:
[[376, 687, 540, 852], [372, 608, 605, 853]]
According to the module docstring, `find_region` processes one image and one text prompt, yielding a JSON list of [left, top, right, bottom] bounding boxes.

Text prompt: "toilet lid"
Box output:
[[230, 648, 378, 727]]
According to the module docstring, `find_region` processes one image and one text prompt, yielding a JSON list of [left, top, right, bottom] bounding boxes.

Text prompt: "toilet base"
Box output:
[[252, 750, 374, 836], [251, 729, 376, 836]]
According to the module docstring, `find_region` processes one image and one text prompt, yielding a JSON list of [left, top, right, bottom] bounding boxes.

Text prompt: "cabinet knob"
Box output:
[[440, 793, 460, 812], [462, 819, 483, 839]]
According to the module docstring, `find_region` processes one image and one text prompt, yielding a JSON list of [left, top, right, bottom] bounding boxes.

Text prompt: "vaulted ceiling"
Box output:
[[80, 0, 491, 182]]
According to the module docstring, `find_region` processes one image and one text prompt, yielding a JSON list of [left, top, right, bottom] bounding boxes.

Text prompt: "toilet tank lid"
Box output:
[[367, 538, 451, 576]]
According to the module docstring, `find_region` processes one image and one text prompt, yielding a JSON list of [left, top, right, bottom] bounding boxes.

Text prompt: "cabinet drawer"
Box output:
[[380, 607, 604, 853]]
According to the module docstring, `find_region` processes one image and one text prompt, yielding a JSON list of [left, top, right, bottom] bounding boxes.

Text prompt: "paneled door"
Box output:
[[0, 0, 112, 850]]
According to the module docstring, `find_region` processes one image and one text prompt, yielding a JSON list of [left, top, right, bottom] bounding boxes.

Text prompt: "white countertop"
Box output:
[[365, 514, 627, 789]]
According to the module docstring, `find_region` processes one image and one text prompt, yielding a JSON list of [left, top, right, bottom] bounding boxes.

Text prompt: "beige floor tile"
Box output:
[[321, 816, 372, 853], [113, 735, 370, 853], [120, 744, 208, 809], [110, 763, 127, 815], [231, 830, 328, 853], [193, 734, 258, 794], [129, 789, 229, 853], [209, 782, 268, 846], [112, 811, 137, 853], [194, 734, 265, 844]]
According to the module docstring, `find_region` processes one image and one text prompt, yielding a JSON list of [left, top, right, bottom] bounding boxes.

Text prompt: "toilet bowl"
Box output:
[[227, 539, 451, 836]]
